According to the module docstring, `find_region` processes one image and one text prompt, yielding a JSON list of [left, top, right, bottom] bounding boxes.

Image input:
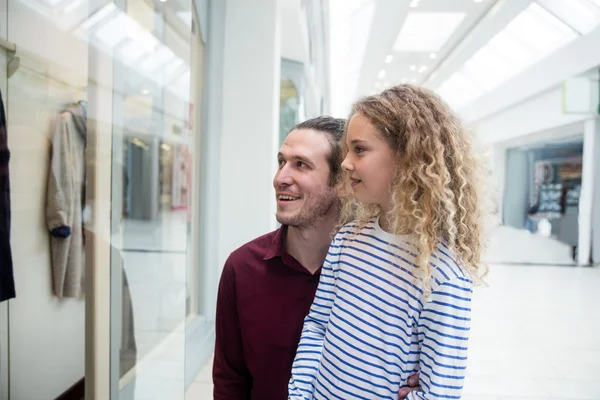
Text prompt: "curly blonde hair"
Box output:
[[340, 85, 489, 294]]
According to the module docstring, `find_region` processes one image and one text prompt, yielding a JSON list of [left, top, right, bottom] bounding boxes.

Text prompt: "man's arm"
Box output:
[[408, 276, 473, 399], [398, 373, 421, 398], [213, 260, 252, 400], [288, 235, 342, 399]]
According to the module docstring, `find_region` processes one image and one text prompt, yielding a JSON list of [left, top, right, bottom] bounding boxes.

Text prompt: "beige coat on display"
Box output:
[[46, 103, 86, 298]]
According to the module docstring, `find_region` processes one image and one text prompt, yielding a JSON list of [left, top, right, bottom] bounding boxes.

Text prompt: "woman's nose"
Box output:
[[341, 155, 353, 172]]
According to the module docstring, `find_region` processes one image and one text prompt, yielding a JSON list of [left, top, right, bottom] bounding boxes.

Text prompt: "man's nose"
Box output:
[[274, 165, 294, 187]]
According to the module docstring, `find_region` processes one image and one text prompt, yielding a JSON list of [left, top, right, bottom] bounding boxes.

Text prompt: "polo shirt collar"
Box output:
[[264, 225, 317, 275], [264, 225, 288, 261]]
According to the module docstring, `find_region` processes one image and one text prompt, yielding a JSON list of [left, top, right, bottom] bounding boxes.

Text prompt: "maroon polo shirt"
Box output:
[[213, 226, 321, 400]]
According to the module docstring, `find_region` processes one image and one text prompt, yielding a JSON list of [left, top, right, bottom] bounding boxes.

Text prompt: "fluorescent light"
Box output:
[[393, 12, 466, 52], [430, 52, 437, 59], [418, 65, 427, 73], [385, 54, 394, 63], [410, 64, 416, 71], [141, 89, 149, 95], [410, 1, 418, 8], [378, 69, 386, 79]]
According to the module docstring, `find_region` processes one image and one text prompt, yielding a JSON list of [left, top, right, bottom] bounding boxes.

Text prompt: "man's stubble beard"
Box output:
[[276, 189, 340, 229]]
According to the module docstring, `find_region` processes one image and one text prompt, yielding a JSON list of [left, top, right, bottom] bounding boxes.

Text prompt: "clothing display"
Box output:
[[46, 102, 87, 298], [0, 89, 16, 303]]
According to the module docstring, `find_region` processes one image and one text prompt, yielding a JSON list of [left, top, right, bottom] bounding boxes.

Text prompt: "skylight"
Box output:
[[393, 12, 466, 52], [537, 0, 600, 34], [437, 2, 578, 110]]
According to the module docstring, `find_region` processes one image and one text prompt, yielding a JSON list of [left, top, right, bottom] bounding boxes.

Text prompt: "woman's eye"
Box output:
[[355, 147, 365, 154]]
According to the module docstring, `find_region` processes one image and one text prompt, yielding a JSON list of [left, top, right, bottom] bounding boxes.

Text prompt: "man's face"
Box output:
[[273, 129, 339, 229]]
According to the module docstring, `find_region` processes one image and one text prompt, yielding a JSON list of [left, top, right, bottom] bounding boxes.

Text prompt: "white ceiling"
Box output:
[[331, 0, 600, 117], [362, 0, 494, 91], [329, 0, 495, 116]]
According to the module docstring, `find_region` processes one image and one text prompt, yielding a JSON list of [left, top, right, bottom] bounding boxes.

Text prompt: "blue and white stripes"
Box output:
[[289, 218, 473, 400]]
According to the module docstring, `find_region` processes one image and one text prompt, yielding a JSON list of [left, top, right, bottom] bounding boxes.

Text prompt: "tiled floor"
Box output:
[[187, 264, 600, 400], [462, 263, 600, 400], [185, 356, 214, 399]]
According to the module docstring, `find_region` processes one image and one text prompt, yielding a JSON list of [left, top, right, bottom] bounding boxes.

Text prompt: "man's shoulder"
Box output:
[[226, 228, 280, 267]]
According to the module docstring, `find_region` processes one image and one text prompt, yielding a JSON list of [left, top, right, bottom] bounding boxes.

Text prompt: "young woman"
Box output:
[[289, 85, 488, 399]]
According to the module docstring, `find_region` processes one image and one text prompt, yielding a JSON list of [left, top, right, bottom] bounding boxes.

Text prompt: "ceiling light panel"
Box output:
[[393, 12, 466, 52]]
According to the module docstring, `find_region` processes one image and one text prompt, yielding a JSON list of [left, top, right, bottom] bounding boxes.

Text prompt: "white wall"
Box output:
[[471, 86, 588, 147], [6, 1, 87, 398], [217, 0, 281, 271]]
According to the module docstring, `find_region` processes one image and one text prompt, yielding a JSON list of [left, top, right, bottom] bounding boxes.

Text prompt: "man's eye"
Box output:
[[278, 159, 285, 167], [296, 161, 305, 168]]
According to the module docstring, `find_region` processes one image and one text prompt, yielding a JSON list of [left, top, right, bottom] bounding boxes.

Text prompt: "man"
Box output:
[[213, 116, 419, 399]]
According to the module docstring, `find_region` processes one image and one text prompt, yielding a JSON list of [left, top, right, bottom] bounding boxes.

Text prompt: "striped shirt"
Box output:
[[288, 218, 473, 400]]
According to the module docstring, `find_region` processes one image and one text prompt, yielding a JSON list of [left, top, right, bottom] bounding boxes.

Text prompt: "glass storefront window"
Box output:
[[0, 0, 206, 397]]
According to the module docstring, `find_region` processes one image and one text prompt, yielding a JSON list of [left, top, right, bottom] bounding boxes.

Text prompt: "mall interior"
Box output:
[[0, 0, 599, 399]]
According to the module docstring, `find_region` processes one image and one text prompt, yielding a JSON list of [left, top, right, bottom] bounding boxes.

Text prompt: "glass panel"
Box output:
[[1, 0, 202, 396], [107, 0, 200, 397], [0, 10, 8, 396]]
